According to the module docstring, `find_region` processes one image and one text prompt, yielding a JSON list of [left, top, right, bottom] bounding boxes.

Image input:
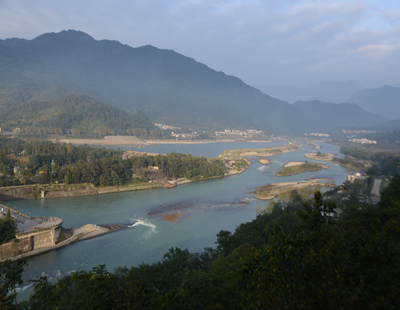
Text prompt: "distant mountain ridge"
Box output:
[[0, 30, 390, 135], [259, 81, 365, 104], [347, 85, 400, 120], [293, 100, 386, 132], [0, 30, 307, 134]]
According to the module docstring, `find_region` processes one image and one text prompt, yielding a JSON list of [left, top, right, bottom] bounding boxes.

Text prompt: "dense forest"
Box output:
[[1, 175, 399, 309], [0, 137, 225, 187], [0, 95, 168, 138], [332, 145, 400, 176]]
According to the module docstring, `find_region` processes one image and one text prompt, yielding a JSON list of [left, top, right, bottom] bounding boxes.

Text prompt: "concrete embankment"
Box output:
[[2, 223, 127, 262], [0, 183, 164, 201]]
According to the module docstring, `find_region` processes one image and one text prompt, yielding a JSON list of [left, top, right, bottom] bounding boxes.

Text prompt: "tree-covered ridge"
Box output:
[[0, 94, 167, 138], [3, 178, 400, 309], [332, 145, 400, 175]]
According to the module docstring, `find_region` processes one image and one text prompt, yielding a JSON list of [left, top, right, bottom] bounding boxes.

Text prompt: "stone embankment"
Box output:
[[0, 183, 164, 201], [2, 223, 127, 262]]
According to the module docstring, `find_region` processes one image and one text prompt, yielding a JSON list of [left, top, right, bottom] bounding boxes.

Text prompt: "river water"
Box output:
[[5, 140, 347, 299]]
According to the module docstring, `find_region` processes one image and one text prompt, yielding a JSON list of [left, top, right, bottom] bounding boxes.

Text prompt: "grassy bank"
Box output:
[[276, 162, 329, 176]]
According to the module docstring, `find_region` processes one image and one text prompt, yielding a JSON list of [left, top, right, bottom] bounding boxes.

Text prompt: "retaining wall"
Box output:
[[0, 225, 62, 261]]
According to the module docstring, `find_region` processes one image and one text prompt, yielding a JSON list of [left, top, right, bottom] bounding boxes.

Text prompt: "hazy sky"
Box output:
[[0, 0, 399, 88]]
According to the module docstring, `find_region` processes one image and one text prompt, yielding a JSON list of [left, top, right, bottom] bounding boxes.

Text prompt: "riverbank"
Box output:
[[220, 140, 301, 159], [54, 135, 271, 146], [276, 162, 330, 176], [220, 140, 302, 165], [4, 223, 127, 262], [251, 178, 329, 200], [0, 183, 164, 201], [305, 142, 322, 149]]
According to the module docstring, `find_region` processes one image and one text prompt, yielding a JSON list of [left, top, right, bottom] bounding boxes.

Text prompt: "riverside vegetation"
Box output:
[[0, 137, 225, 188], [276, 161, 329, 176], [1, 174, 400, 309]]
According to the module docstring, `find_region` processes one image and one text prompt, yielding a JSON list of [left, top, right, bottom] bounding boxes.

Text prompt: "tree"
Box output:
[[0, 211, 16, 244], [241, 191, 400, 309], [0, 260, 27, 310]]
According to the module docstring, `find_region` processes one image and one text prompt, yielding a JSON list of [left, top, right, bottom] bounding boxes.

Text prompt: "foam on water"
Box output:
[[129, 219, 157, 231]]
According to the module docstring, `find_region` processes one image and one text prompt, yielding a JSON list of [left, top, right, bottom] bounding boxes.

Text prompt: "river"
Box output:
[[5, 140, 347, 299]]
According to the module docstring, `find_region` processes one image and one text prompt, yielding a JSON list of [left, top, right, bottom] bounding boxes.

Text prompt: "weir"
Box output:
[[0, 203, 63, 260]]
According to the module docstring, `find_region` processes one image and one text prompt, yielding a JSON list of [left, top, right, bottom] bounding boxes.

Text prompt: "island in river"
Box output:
[[251, 178, 330, 200], [276, 161, 330, 176]]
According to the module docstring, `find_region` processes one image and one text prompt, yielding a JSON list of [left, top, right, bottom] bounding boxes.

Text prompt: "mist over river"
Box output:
[[6, 140, 348, 299]]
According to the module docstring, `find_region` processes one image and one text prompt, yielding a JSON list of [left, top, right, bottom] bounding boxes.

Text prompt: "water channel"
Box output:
[[5, 140, 348, 299]]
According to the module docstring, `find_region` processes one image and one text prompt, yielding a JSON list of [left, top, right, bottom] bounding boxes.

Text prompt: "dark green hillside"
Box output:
[[0, 95, 165, 138], [0, 30, 307, 134], [0, 44, 90, 107]]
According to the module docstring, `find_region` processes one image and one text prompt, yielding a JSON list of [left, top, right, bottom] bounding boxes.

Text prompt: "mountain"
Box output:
[[347, 85, 400, 120], [0, 94, 163, 137], [0, 44, 91, 106], [0, 30, 307, 134], [259, 81, 365, 104], [292, 100, 386, 132]]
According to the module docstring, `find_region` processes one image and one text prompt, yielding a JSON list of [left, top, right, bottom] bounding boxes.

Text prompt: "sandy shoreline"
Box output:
[[305, 153, 336, 162], [251, 178, 329, 200], [283, 161, 304, 168], [259, 158, 271, 165]]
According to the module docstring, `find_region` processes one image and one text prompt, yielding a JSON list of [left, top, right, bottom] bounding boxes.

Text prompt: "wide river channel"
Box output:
[[6, 140, 347, 299]]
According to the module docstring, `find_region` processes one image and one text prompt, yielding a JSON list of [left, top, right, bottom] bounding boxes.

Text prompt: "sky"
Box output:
[[0, 0, 399, 89]]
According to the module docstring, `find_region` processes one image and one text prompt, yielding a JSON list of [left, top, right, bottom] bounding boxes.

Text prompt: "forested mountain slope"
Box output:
[[0, 30, 307, 134], [0, 44, 91, 106], [0, 94, 164, 138]]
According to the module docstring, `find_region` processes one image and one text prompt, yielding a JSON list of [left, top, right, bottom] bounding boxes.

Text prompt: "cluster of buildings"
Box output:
[[347, 172, 367, 183], [342, 129, 375, 134], [348, 138, 377, 144], [305, 133, 330, 137], [214, 129, 264, 137], [171, 132, 199, 138], [155, 123, 181, 131]]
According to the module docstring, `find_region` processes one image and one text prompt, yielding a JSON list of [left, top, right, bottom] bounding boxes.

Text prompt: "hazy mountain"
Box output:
[[371, 119, 400, 131], [0, 94, 161, 137], [347, 85, 400, 120], [292, 100, 386, 132], [259, 81, 365, 104], [0, 44, 91, 106], [0, 30, 307, 134]]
